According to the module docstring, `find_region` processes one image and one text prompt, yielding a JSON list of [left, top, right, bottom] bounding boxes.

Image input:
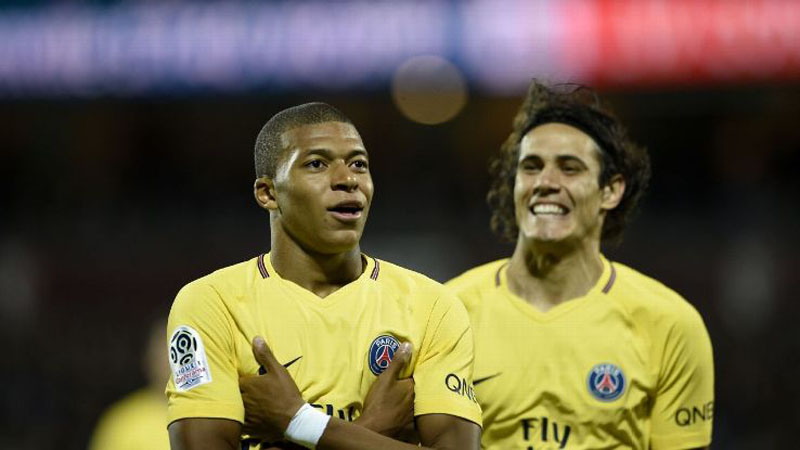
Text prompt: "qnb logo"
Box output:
[[445, 373, 478, 403], [368, 335, 399, 375], [587, 363, 626, 401], [170, 329, 198, 365], [675, 401, 714, 427]]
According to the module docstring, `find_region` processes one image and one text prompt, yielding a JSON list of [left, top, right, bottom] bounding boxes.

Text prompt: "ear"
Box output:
[[254, 176, 278, 212], [600, 174, 626, 211]]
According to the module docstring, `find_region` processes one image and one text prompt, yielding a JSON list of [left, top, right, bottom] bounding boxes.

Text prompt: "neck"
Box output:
[[506, 236, 603, 312], [270, 227, 364, 299]]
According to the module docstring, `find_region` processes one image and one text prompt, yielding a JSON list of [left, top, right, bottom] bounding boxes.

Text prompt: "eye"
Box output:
[[305, 159, 326, 170], [520, 161, 541, 173], [351, 159, 369, 171], [561, 163, 583, 174]]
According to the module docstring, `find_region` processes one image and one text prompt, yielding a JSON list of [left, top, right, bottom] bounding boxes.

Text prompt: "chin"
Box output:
[[522, 227, 574, 245], [318, 230, 362, 254]]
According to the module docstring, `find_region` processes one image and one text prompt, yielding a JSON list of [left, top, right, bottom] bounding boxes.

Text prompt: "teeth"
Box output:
[[532, 204, 566, 215]]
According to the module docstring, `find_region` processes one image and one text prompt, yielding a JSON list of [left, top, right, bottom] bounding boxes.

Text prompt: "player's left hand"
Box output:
[[356, 342, 416, 440], [240, 336, 306, 441]]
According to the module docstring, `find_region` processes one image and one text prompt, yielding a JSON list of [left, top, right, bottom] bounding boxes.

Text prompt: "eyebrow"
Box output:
[[556, 155, 588, 166], [519, 154, 589, 167], [520, 153, 587, 162], [304, 148, 368, 159]]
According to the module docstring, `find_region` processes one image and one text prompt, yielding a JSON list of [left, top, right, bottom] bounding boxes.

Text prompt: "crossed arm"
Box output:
[[169, 338, 480, 450]]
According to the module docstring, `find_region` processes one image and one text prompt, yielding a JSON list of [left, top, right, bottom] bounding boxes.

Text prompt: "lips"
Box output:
[[327, 200, 365, 221]]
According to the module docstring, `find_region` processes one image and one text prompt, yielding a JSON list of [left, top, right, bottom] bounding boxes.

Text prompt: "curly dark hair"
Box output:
[[487, 81, 651, 245]]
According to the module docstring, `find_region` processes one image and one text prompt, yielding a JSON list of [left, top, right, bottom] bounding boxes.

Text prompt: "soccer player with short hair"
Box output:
[[446, 82, 714, 449], [166, 103, 481, 450]]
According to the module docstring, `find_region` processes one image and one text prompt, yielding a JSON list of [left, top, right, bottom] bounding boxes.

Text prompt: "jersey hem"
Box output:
[[650, 431, 711, 449], [414, 397, 482, 428], [167, 401, 244, 426]]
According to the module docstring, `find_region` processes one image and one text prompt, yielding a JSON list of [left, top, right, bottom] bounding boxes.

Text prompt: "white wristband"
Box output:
[[284, 403, 331, 449]]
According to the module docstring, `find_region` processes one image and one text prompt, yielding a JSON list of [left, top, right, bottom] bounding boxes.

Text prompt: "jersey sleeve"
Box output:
[[412, 292, 483, 427], [165, 280, 244, 425], [650, 304, 714, 449]]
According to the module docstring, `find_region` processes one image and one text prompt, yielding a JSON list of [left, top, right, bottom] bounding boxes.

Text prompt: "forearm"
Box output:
[[168, 418, 242, 450], [318, 418, 432, 450], [316, 414, 480, 450]]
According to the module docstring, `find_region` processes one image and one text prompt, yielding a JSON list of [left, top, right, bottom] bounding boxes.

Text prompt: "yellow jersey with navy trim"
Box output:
[[166, 253, 481, 448], [446, 256, 713, 450]]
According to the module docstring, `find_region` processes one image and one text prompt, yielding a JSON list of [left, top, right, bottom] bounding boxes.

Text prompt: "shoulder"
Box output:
[[371, 257, 466, 312], [93, 389, 161, 433], [371, 258, 445, 294], [609, 261, 708, 335], [445, 259, 509, 311], [170, 256, 260, 316], [446, 259, 508, 293]]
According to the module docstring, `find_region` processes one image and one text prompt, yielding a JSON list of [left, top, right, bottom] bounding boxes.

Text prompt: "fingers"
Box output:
[[384, 342, 413, 378], [252, 336, 279, 370]]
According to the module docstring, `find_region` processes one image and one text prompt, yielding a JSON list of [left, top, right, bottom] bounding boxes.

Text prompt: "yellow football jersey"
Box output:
[[167, 253, 481, 448], [89, 388, 169, 450], [447, 256, 713, 450]]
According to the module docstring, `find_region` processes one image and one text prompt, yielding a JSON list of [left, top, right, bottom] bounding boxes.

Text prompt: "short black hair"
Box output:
[[254, 102, 353, 178], [488, 81, 652, 245]]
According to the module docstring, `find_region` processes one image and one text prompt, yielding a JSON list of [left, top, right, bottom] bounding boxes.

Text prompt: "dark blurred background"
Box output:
[[1, 0, 799, 448]]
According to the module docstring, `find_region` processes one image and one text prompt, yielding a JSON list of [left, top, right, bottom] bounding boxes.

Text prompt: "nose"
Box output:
[[532, 166, 560, 195], [331, 162, 358, 192]]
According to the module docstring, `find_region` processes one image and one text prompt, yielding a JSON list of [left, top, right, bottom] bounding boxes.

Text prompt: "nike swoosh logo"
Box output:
[[258, 356, 303, 375], [282, 355, 302, 368], [474, 373, 501, 385]]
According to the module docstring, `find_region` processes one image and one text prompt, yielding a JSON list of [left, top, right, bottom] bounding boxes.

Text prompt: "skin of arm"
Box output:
[[168, 418, 242, 450], [319, 414, 480, 450], [240, 337, 481, 450]]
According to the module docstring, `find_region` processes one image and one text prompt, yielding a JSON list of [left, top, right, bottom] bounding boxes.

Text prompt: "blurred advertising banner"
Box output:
[[0, 0, 798, 97], [562, 0, 800, 87]]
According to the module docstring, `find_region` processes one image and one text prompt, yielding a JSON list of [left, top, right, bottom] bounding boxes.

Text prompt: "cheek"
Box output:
[[573, 182, 604, 214], [512, 178, 531, 222], [513, 176, 528, 204], [362, 178, 375, 201], [279, 184, 318, 215]]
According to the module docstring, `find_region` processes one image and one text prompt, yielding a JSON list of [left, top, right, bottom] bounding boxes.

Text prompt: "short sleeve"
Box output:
[[412, 292, 483, 427], [650, 305, 714, 449], [166, 281, 244, 425]]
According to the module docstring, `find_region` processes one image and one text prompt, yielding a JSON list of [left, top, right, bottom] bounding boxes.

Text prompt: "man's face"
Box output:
[[513, 122, 622, 245], [270, 121, 374, 254]]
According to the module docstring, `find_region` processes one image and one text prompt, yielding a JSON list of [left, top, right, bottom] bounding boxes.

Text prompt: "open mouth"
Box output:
[[328, 201, 364, 221], [530, 203, 569, 216]]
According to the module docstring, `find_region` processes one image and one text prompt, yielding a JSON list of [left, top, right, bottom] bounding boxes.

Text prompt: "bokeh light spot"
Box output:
[[392, 55, 468, 125]]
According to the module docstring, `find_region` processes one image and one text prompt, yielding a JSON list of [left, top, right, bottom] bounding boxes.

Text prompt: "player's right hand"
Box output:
[[240, 337, 306, 441], [356, 342, 416, 441]]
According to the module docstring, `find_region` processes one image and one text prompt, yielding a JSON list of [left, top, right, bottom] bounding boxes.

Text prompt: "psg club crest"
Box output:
[[587, 363, 626, 401], [368, 334, 399, 375]]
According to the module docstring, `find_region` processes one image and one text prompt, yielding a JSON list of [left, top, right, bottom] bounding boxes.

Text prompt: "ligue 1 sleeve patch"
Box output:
[[169, 325, 212, 391]]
